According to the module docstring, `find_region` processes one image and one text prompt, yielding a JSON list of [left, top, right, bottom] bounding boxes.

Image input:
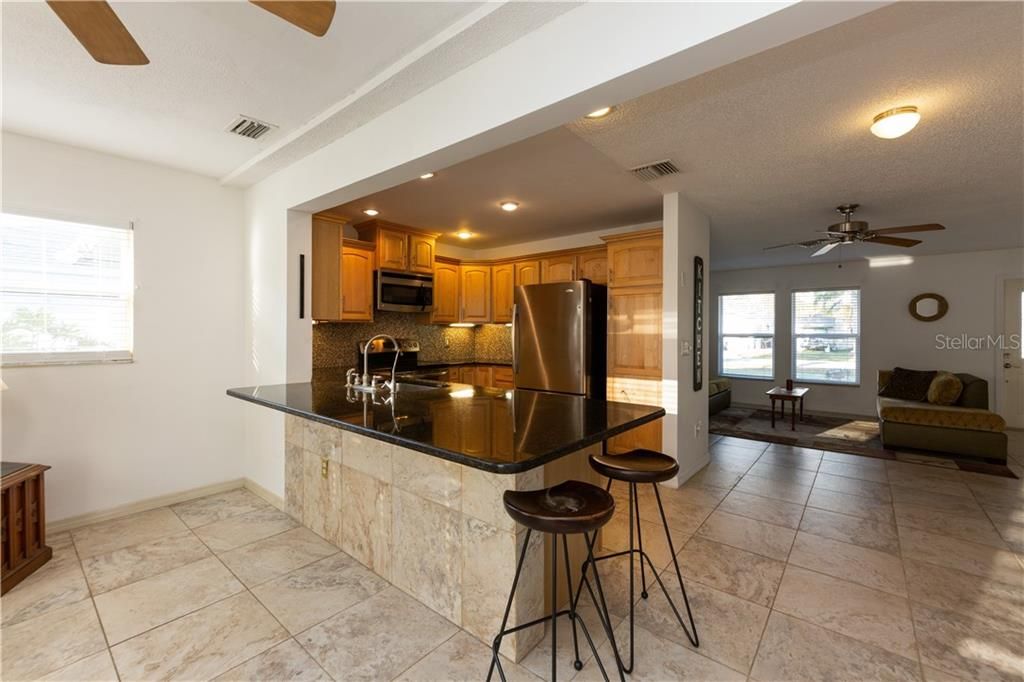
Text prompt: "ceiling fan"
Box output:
[[765, 204, 945, 258], [46, 1, 336, 66]]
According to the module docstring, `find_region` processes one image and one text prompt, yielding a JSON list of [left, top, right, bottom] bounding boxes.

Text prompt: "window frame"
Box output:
[[717, 291, 776, 381], [790, 286, 861, 386], [1, 210, 135, 368]]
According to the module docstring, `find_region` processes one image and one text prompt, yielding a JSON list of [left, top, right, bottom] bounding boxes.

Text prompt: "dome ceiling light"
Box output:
[[870, 106, 920, 139]]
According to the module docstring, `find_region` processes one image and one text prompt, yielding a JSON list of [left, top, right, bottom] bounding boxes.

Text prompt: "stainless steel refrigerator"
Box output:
[[512, 280, 606, 398]]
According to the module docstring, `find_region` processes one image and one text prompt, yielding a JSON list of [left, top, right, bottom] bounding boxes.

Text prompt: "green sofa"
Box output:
[[877, 370, 1007, 462]]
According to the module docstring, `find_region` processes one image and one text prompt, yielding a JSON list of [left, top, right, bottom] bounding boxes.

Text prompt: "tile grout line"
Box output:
[[67, 530, 124, 682], [387, 630, 461, 682], [891, 473, 928, 682]]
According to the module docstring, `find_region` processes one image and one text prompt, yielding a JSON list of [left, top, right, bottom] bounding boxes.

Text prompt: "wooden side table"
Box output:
[[2, 462, 52, 595], [766, 387, 810, 431]]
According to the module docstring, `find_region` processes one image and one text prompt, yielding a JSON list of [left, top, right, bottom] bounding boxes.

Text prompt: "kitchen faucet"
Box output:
[[346, 334, 401, 394]]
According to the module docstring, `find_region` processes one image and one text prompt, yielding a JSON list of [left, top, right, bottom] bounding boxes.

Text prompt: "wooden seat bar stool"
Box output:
[[488, 480, 622, 682], [578, 449, 699, 675]]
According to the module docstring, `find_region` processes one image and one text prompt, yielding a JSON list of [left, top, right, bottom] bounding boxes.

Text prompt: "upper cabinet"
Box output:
[[431, 260, 460, 324], [492, 263, 515, 323], [311, 216, 375, 322], [541, 254, 576, 283], [460, 264, 491, 323], [577, 248, 608, 284], [340, 242, 375, 321], [409, 234, 436, 274], [604, 230, 662, 288], [514, 260, 541, 286], [355, 220, 438, 274]]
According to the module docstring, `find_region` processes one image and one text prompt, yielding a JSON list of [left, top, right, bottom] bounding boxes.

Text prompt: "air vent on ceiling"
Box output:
[[225, 115, 277, 140], [629, 159, 680, 182]]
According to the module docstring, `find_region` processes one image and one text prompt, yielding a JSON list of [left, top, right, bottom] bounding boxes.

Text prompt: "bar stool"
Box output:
[[488, 480, 622, 682], [580, 449, 699, 675]]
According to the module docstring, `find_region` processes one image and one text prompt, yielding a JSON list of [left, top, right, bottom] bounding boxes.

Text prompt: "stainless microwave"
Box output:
[[375, 270, 433, 312]]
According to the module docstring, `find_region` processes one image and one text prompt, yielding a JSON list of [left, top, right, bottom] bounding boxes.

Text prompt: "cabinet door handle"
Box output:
[[609, 268, 614, 284]]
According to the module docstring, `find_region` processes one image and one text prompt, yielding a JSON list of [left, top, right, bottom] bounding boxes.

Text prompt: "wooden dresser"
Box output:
[[2, 462, 52, 595]]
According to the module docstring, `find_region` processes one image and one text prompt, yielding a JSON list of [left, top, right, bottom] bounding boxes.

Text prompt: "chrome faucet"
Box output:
[[347, 334, 401, 395]]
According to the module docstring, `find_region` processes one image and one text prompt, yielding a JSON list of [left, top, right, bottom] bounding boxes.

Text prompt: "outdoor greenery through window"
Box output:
[[792, 288, 860, 384], [718, 293, 775, 379], [1, 212, 133, 365]]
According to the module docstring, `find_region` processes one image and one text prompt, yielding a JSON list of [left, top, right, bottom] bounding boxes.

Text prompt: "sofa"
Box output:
[[709, 377, 732, 416], [877, 370, 1007, 462]]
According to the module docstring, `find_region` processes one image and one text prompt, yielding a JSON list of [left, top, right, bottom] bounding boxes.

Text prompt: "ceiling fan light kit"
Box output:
[[47, 0, 336, 66], [870, 106, 921, 139]]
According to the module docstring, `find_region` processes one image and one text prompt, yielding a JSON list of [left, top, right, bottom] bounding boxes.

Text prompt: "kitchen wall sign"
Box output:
[[693, 256, 704, 391]]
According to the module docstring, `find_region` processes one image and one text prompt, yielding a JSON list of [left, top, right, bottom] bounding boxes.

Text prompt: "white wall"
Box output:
[[1, 133, 246, 522], [665, 193, 711, 482], [711, 248, 1024, 417]]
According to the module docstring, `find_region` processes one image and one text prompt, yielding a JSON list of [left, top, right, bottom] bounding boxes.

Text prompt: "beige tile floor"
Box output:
[[3, 435, 1024, 681]]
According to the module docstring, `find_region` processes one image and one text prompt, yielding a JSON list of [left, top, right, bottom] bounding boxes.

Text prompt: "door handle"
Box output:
[[512, 303, 519, 374]]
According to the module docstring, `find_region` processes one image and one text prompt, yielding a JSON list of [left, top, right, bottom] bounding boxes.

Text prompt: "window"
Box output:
[[792, 288, 860, 384], [1, 212, 133, 366], [718, 293, 775, 379]]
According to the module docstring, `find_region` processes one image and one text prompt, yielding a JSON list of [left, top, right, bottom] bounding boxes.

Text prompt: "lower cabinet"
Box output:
[[608, 418, 662, 454]]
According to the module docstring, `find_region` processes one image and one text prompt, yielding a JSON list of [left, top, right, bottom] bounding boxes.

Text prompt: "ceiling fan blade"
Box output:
[[867, 235, 923, 248], [250, 1, 336, 36], [764, 239, 829, 251], [811, 242, 841, 257], [871, 223, 945, 235], [47, 1, 148, 65]]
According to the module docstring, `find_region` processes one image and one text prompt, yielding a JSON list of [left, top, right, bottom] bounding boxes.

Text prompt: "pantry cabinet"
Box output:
[[606, 232, 662, 287]]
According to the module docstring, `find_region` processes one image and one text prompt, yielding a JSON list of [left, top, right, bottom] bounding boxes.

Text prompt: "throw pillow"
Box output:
[[878, 367, 937, 402], [927, 371, 963, 406]]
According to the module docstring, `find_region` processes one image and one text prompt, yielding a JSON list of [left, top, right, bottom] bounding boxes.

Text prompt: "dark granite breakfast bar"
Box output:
[[227, 374, 664, 661]]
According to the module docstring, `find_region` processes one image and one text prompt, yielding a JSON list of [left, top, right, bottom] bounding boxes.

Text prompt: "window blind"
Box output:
[[1, 212, 133, 365], [792, 288, 860, 384], [718, 293, 775, 379]]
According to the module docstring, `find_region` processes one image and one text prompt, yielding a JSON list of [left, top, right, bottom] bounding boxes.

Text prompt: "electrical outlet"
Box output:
[[320, 457, 329, 479]]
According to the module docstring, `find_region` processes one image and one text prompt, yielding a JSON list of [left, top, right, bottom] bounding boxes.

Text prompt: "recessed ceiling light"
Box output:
[[420, 172, 435, 180], [586, 106, 613, 119], [870, 106, 920, 139], [499, 201, 520, 212], [456, 230, 473, 240], [362, 209, 379, 216]]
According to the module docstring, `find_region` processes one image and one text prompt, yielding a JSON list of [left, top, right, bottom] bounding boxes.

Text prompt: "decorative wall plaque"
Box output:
[[693, 256, 704, 391], [909, 293, 949, 322]]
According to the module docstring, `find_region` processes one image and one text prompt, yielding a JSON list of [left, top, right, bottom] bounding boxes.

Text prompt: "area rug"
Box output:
[[710, 406, 1017, 478]]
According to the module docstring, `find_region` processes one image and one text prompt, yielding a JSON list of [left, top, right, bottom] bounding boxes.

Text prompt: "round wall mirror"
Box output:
[[909, 293, 949, 322]]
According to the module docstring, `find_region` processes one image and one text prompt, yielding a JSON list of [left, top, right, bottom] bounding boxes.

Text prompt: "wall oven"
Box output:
[[375, 270, 433, 312]]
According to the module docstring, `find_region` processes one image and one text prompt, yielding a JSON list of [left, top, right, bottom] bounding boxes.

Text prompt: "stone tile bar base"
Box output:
[[284, 415, 602, 661]]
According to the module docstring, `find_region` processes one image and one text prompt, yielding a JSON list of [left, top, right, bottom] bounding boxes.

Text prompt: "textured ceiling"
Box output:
[[1, 1, 575, 180], [569, 1, 1024, 269], [321, 127, 662, 246]]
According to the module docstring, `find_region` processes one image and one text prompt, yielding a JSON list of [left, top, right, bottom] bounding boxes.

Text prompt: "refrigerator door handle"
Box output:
[[512, 303, 519, 374]]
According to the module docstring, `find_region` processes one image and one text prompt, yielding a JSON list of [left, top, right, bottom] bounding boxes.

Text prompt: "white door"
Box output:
[[1001, 278, 1024, 428]]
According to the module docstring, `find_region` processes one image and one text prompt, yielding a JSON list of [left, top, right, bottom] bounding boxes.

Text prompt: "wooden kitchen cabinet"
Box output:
[[605, 231, 662, 288], [461, 400, 492, 455], [514, 260, 541, 286], [409, 234, 436, 274], [608, 285, 662, 378], [492, 263, 515, 323], [541, 255, 576, 283], [431, 260, 460, 324], [460, 264, 491, 323], [474, 365, 493, 387], [340, 242, 375, 321], [458, 366, 475, 384], [492, 366, 514, 388], [577, 248, 608, 284], [377, 227, 409, 271], [311, 215, 377, 322]]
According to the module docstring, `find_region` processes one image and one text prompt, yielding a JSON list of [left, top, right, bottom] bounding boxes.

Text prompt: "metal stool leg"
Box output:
[[652, 484, 699, 647], [562, 535, 584, 671], [488, 529, 532, 682], [579, 531, 626, 682], [631, 483, 649, 600], [551, 534, 558, 682]]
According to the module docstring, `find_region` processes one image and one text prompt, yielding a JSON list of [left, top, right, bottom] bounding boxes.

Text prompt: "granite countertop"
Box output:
[[417, 360, 512, 368], [227, 376, 663, 474]]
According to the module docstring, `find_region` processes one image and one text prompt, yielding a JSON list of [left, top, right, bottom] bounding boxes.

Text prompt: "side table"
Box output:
[[2, 462, 52, 595], [766, 387, 810, 431]]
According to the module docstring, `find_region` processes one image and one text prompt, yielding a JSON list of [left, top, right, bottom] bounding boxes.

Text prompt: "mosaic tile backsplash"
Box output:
[[312, 312, 512, 369]]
